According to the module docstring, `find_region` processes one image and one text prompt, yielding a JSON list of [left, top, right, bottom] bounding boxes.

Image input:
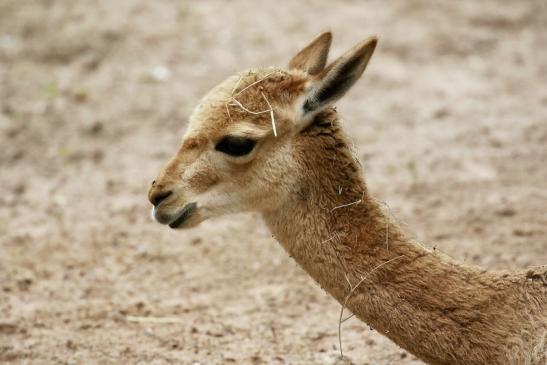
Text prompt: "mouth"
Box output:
[[167, 202, 198, 229]]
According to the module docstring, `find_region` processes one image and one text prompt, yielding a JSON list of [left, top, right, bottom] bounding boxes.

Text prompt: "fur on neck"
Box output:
[[262, 109, 547, 365]]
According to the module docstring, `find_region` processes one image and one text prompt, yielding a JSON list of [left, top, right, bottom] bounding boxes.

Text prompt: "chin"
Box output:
[[169, 215, 204, 229], [152, 202, 204, 229]]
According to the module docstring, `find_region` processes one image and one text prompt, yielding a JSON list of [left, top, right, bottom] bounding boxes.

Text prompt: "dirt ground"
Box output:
[[1, 1, 546, 364]]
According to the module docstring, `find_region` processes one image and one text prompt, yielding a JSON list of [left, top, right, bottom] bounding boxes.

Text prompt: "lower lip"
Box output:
[[168, 202, 197, 228]]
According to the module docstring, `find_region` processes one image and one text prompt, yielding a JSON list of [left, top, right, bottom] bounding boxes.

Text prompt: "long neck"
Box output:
[[261, 111, 546, 365]]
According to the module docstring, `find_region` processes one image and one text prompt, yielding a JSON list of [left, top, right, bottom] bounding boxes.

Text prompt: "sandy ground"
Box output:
[[1, 1, 546, 364]]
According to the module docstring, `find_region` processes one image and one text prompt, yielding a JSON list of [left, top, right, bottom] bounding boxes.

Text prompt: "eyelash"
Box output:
[[214, 136, 257, 157]]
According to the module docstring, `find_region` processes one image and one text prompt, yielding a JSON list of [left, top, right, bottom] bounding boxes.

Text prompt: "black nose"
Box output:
[[149, 190, 172, 207]]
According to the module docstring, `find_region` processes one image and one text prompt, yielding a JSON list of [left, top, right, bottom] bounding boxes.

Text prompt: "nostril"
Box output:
[[150, 190, 172, 207]]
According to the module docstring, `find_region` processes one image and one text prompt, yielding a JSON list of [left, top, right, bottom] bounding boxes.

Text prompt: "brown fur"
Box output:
[[149, 33, 547, 364]]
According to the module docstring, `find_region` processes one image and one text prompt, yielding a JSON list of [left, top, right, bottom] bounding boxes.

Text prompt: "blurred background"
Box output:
[[1, 1, 546, 364]]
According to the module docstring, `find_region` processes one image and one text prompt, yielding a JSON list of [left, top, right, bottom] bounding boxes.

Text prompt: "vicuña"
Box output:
[[148, 32, 547, 365]]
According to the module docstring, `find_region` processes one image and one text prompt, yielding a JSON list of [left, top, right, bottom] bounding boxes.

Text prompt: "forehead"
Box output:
[[184, 68, 304, 141]]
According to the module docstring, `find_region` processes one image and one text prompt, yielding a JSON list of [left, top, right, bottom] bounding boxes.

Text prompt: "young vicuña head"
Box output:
[[148, 32, 377, 229]]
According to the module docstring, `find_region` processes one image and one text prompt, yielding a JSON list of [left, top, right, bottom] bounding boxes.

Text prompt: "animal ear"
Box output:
[[300, 37, 377, 117], [288, 31, 332, 75]]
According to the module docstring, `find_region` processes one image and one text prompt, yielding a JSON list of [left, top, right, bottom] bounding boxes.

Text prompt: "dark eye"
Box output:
[[215, 136, 257, 157]]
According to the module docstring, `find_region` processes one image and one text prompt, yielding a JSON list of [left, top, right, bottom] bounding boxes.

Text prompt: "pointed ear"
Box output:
[[288, 31, 332, 75], [301, 37, 377, 116]]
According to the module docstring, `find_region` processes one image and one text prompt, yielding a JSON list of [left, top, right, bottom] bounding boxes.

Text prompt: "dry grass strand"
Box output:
[[337, 255, 405, 358], [332, 191, 365, 211]]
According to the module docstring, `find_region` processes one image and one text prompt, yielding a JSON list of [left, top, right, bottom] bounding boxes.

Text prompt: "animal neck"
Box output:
[[261, 110, 546, 365]]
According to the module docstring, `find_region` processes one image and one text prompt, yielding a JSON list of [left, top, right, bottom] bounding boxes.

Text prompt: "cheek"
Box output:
[[181, 153, 221, 194], [185, 166, 220, 193]]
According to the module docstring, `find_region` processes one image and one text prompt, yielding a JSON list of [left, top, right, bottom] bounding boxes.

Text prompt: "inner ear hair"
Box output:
[[303, 37, 377, 114]]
